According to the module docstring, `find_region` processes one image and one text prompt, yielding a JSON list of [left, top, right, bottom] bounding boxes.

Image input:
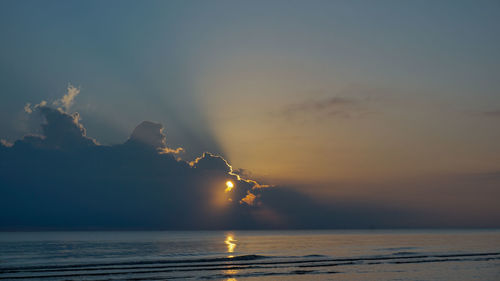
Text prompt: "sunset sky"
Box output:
[[1, 0, 499, 228]]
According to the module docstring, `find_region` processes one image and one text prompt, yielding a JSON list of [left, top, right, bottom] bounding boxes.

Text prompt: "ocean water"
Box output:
[[0, 230, 499, 280]]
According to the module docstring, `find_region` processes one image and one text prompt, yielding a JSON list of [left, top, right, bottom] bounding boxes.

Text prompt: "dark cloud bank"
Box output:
[[0, 101, 450, 230]]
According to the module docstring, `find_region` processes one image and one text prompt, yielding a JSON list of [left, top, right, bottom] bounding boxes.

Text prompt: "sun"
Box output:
[[225, 181, 234, 192]]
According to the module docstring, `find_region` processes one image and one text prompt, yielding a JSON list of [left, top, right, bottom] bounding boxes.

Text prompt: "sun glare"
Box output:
[[225, 181, 234, 192]]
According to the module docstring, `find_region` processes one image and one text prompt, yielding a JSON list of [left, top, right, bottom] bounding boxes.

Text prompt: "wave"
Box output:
[[391, 251, 419, 256], [0, 254, 269, 273], [1, 252, 499, 280]]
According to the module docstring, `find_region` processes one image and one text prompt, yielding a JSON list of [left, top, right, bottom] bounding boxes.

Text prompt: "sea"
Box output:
[[0, 230, 499, 280]]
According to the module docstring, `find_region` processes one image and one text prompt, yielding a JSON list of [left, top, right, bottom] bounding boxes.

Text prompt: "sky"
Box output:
[[0, 0, 499, 229]]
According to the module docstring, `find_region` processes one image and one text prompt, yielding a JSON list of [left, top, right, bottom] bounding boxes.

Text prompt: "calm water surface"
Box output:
[[0, 230, 499, 280]]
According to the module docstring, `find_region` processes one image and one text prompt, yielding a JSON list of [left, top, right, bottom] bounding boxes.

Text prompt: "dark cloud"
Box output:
[[0, 102, 271, 229], [126, 121, 166, 147], [26, 106, 98, 149], [0, 100, 446, 230]]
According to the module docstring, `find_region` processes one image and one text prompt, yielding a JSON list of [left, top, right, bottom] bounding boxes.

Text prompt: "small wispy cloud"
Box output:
[[24, 100, 47, 114], [159, 147, 185, 154], [274, 85, 397, 122], [53, 84, 80, 112], [0, 139, 13, 147], [24, 83, 79, 115], [281, 96, 366, 119], [481, 110, 500, 117], [285, 97, 356, 113], [23, 103, 32, 114]]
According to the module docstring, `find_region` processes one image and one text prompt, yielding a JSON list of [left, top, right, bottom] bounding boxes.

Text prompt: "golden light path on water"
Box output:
[[224, 274, 237, 281], [225, 233, 236, 254], [224, 233, 238, 280]]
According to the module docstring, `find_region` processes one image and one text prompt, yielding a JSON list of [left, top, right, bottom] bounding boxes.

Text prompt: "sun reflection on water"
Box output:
[[224, 233, 238, 280], [223, 270, 238, 281], [225, 233, 237, 255]]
